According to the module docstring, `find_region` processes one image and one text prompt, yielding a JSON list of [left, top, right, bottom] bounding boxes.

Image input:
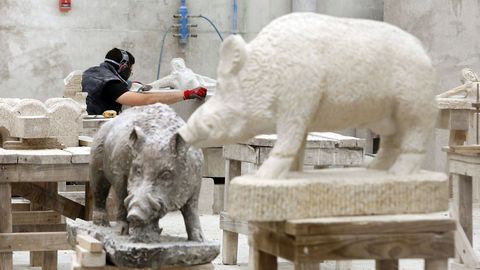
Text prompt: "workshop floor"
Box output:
[[13, 208, 466, 270]]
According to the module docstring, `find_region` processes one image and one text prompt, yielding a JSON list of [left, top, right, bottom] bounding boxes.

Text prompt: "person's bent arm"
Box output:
[[116, 91, 184, 106]]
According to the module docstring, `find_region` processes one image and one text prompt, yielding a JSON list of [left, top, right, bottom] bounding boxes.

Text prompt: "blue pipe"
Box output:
[[232, 0, 238, 34], [179, 0, 189, 44]]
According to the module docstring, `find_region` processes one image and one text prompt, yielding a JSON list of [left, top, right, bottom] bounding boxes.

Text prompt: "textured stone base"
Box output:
[[67, 219, 220, 268], [228, 168, 448, 221]]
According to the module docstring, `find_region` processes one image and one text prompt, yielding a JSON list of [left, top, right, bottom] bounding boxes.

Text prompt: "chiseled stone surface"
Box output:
[[228, 168, 449, 221], [67, 219, 220, 268]]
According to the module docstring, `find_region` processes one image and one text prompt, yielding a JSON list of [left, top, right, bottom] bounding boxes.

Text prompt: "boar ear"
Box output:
[[129, 126, 146, 152], [219, 35, 247, 75], [169, 133, 189, 157]]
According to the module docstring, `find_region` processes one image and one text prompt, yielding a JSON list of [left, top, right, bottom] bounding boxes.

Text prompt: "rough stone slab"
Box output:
[[14, 149, 72, 164], [11, 116, 50, 138], [67, 219, 220, 268], [64, 147, 91, 164], [228, 168, 448, 221], [310, 132, 366, 148], [244, 133, 337, 148], [0, 148, 18, 164]]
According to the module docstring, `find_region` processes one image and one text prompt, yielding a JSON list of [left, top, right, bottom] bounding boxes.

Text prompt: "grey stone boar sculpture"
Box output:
[[178, 13, 438, 179], [90, 103, 204, 242]]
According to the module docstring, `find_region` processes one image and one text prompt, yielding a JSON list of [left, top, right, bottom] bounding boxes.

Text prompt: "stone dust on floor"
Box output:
[[13, 210, 463, 270]]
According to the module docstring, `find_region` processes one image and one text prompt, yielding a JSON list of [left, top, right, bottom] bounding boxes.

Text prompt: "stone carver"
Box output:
[[179, 13, 438, 179], [90, 103, 204, 242]]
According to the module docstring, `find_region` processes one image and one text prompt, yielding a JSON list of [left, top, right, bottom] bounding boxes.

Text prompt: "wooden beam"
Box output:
[[12, 183, 85, 219], [0, 163, 89, 183], [12, 211, 61, 225], [0, 232, 70, 252], [13, 224, 66, 233], [284, 214, 456, 236], [77, 234, 103, 253], [0, 183, 13, 270]]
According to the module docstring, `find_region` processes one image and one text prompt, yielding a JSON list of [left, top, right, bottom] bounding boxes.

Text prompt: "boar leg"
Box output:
[[367, 134, 401, 170], [256, 109, 314, 179], [91, 161, 111, 226], [180, 196, 204, 242], [112, 180, 130, 235]]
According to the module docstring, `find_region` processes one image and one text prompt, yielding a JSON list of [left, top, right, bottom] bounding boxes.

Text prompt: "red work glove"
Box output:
[[183, 87, 207, 100]]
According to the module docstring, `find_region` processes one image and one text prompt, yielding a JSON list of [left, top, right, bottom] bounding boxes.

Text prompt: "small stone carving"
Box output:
[[90, 103, 205, 242], [179, 13, 438, 179], [148, 58, 216, 90]]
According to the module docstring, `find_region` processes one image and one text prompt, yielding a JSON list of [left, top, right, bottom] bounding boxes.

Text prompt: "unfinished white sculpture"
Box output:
[[437, 68, 479, 100], [148, 58, 216, 90], [179, 13, 438, 179], [0, 98, 83, 148]]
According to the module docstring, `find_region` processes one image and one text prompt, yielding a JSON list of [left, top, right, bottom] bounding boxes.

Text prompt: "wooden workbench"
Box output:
[[0, 147, 91, 270], [220, 132, 365, 265]]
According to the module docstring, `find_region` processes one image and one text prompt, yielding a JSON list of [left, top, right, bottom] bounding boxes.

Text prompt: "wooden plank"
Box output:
[[63, 147, 91, 164], [220, 212, 249, 235], [252, 247, 277, 270], [12, 183, 85, 219], [454, 174, 473, 243], [0, 232, 70, 252], [78, 136, 93, 147], [12, 211, 62, 225], [11, 197, 31, 211], [13, 149, 72, 164], [222, 230, 239, 265], [223, 144, 258, 163], [0, 163, 89, 183], [425, 259, 448, 270], [451, 208, 480, 267], [284, 213, 455, 236], [245, 133, 337, 148], [13, 224, 66, 233], [0, 183, 13, 270], [250, 225, 454, 261], [77, 234, 103, 253], [376, 260, 398, 270], [43, 251, 57, 270], [310, 132, 365, 148]]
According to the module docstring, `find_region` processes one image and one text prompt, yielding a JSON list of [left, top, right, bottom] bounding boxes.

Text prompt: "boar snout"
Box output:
[[126, 193, 166, 225]]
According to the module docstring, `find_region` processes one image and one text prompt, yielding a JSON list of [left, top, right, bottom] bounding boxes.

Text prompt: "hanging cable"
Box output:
[[194, 15, 224, 41], [156, 26, 173, 80]]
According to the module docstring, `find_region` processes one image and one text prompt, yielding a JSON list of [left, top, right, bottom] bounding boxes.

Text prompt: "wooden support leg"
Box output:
[[43, 251, 57, 270], [222, 230, 239, 265], [375, 260, 398, 270], [0, 184, 13, 270], [252, 248, 277, 270], [221, 159, 241, 265], [425, 259, 448, 270], [294, 262, 320, 270]]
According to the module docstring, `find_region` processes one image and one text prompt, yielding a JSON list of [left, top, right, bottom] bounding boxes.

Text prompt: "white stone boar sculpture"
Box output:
[[179, 13, 438, 179]]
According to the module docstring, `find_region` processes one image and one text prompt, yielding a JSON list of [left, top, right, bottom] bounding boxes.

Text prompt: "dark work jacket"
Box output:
[[82, 62, 132, 115]]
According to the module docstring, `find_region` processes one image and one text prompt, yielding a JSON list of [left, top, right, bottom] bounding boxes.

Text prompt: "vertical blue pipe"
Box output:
[[232, 0, 238, 34], [179, 0, 189, 44]]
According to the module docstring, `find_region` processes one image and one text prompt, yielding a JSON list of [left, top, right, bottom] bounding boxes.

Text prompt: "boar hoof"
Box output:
[[188, 230, 204, 242], [92, 210, 110, 227], [116, 221, 130, 235], [388, 153, 423, 175], [255, 156, 293, 179]]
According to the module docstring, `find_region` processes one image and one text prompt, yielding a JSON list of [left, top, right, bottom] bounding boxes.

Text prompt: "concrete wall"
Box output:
[[0, 0, 246, 101], [384, 0, 480, 171], [317, 0, 384, 20]]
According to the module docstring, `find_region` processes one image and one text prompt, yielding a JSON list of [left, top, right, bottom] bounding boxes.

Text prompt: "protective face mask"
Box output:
[[119, 67, 132, 80]]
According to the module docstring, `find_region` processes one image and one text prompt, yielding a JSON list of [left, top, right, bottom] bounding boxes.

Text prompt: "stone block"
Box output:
[[75, 245, 106, 267], [228, 168, 449, 221], [213, 184, 224, 214], [12, 116, 50, 138]]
